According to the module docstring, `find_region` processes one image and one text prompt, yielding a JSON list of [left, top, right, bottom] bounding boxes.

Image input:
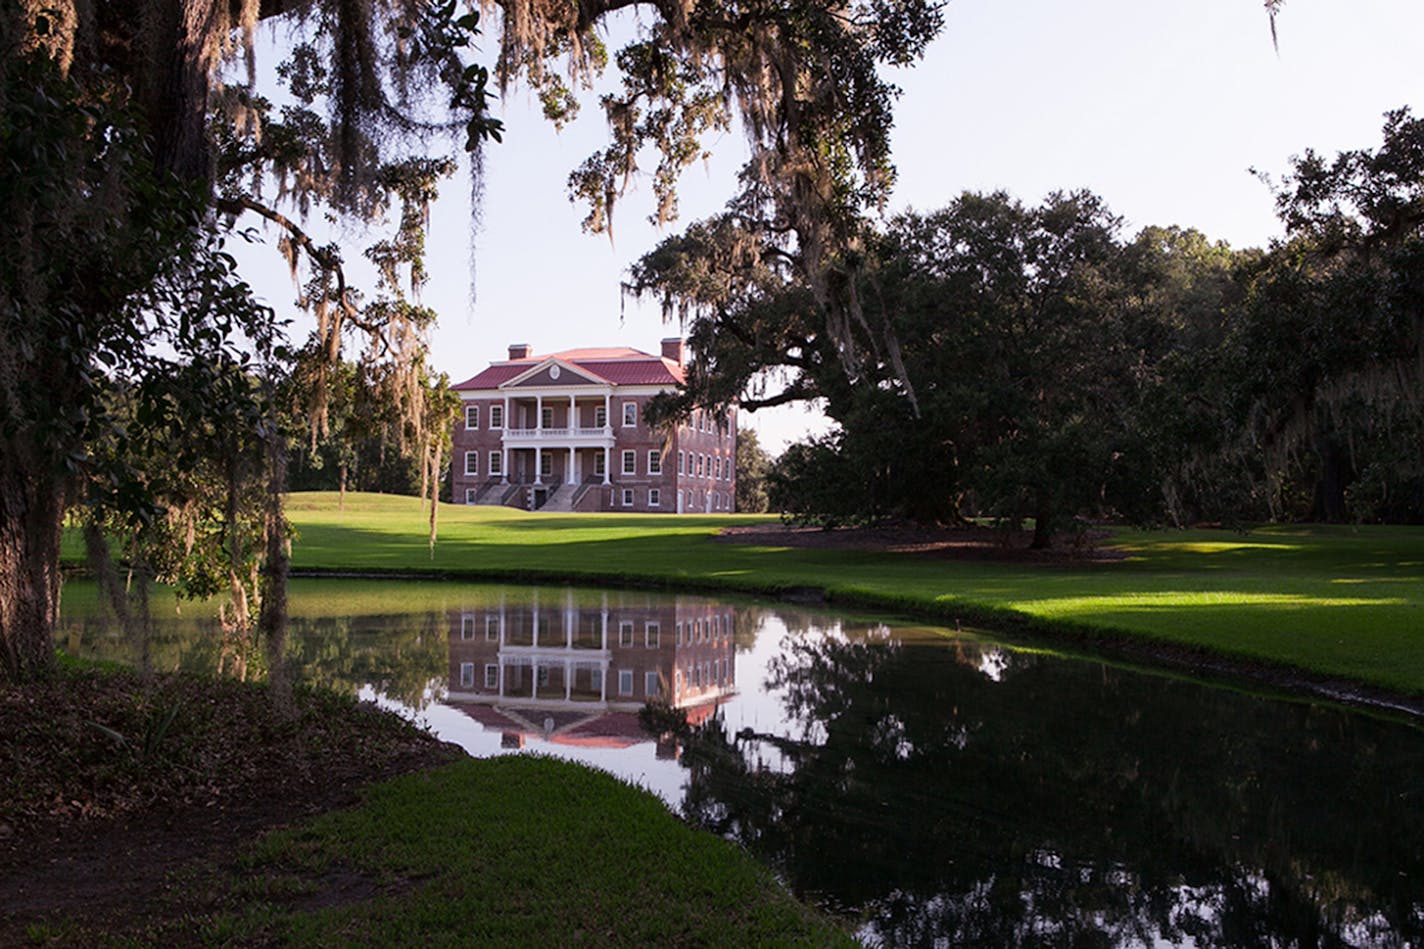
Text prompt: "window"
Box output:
[[489, 404, 504, 428], [618, 669, 634, 696], [648, 451, 662, 475], [464, 451, 478, 476], [541, 406, 554, 429], [465, 404, 479, 429], [464, 488, 477, 504], [648, 488, 660, 507], [645, 622, 660, 647], [646, 671, 661, 698], [594, 452, 606, 477], [622, 450, 636, 475], [461, 614, 475, 639], [622, 401, 637, 427], [714, 457, 721, 479], [676, 622, 683, 644], [622, 487, 634, 506], [620, 621, 635, 646], [594, 405, 607, 428], [696, 454, 704, 477], [537, 665, 550, 687], [485, 664, 499, 689], [677, 451, 685, 474], [460, 662, 475, 688], [489, 451, 503, 476], [540, 453, 553, 478], [486, 615, 500, 640]]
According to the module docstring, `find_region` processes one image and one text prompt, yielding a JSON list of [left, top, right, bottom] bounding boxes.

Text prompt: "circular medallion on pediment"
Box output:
[[550, 365, 561, 380]]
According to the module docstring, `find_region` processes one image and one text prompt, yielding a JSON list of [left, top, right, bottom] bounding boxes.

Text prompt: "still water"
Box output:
[[59, 580, 1424, 947]]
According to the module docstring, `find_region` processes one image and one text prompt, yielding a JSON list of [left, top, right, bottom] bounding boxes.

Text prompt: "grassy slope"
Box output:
[[222, 756, 849, 947], [279, 492, 1424, 694]]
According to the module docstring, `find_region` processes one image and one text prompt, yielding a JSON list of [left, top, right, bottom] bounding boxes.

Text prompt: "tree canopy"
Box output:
[[645, 109, 1424, 539], [1, 0, 946, 681]]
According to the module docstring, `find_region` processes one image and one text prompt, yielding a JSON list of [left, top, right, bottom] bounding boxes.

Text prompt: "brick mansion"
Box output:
[[450, 339, 736, 513]]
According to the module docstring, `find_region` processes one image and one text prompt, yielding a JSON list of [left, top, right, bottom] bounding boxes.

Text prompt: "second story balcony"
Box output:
[[503, 425, 613, 442]]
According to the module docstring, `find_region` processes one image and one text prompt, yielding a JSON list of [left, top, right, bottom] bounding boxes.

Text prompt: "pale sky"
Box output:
[[239, 0, 1424, 453]]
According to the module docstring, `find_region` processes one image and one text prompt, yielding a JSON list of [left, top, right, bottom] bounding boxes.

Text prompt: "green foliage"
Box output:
[[734, 428, 773, 513]]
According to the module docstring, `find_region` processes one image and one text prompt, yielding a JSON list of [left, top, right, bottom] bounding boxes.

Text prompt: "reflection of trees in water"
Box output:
[[283, 613, 449, 709], [680, 627, 1424, 947], [59, 610, 449, 710]]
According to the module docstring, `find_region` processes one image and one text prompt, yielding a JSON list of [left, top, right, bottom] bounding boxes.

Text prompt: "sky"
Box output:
[[239, 0, 1424, 453]]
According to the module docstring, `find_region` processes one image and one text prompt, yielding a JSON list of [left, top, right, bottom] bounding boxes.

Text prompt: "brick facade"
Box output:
[[450, 341, 737, 513]]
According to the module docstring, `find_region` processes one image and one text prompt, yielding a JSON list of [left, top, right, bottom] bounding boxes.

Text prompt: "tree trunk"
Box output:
[[0, 462, 64, 682], [1030, 487, 1053, 550], [1313, 433, 1352, 523], [259, 432, 292, 713]]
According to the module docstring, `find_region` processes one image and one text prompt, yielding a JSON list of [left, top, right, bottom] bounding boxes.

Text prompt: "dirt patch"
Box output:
[[715, 521, 1127, 565], [0, 668, 464, 945]]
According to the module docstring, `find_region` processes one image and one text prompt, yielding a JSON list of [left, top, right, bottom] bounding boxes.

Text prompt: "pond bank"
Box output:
[[0, 664, 848, 946], [266, 492, 1424, 720]]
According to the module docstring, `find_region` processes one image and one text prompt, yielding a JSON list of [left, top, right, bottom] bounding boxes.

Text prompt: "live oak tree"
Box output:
[[0, 0, 945, 682]]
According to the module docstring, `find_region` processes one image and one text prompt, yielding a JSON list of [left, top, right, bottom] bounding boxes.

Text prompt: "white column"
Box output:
[[500, 446, 508, 484], [536, 395, 543, 429], [565, 659, 572, 700], [602, 448, 611, 485], [603, 394, 611, 432], [568, 447, 575, 485], [534, 446, 543, 485], [569, 394, 576, 429]]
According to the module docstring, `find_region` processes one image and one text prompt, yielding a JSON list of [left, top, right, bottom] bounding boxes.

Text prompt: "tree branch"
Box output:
[[215, 194, 393, 356]]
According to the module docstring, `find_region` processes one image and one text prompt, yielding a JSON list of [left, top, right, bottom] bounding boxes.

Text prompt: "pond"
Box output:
[[59, 580, 1424, 947]]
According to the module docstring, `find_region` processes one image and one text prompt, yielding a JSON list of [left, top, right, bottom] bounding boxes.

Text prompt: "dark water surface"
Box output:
[[59, 581, 1424, 947]]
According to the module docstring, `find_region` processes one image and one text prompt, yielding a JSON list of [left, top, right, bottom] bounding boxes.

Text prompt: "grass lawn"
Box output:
[[218, 756, 849, 947], [271, 492, 1424, 695]]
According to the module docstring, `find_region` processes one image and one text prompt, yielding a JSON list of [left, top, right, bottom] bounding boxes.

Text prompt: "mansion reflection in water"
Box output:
[[446, 592, 735, 755]]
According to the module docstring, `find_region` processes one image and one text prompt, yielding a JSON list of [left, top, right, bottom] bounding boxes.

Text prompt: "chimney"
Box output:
[[508, 343, 533, 360], [661, 337, 685, 366]]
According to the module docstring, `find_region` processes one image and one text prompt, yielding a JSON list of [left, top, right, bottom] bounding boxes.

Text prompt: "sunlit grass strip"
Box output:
[[213, 756, 850, 947]]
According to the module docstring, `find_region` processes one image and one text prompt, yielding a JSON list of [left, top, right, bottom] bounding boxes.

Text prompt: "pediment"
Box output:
[[501, 358, 605, 389]]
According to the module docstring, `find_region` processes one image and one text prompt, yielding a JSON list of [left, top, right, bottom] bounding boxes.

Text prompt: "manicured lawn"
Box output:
[[278, 492, 1424, 695]]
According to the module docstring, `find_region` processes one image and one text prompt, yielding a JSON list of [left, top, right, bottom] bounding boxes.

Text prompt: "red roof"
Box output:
[[452, 347, 684, 391]]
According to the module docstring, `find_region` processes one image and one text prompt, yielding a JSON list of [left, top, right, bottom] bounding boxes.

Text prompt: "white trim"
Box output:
[[489, 404, 504, 429], [500, 357, 606, 389], [648, 488, 661, 507], [621, 449, 636, 475], [647, 450, 662, 475], [464, 451, 478, 476], [622, 401, 638, 427], [465, 404, 479, 429]]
